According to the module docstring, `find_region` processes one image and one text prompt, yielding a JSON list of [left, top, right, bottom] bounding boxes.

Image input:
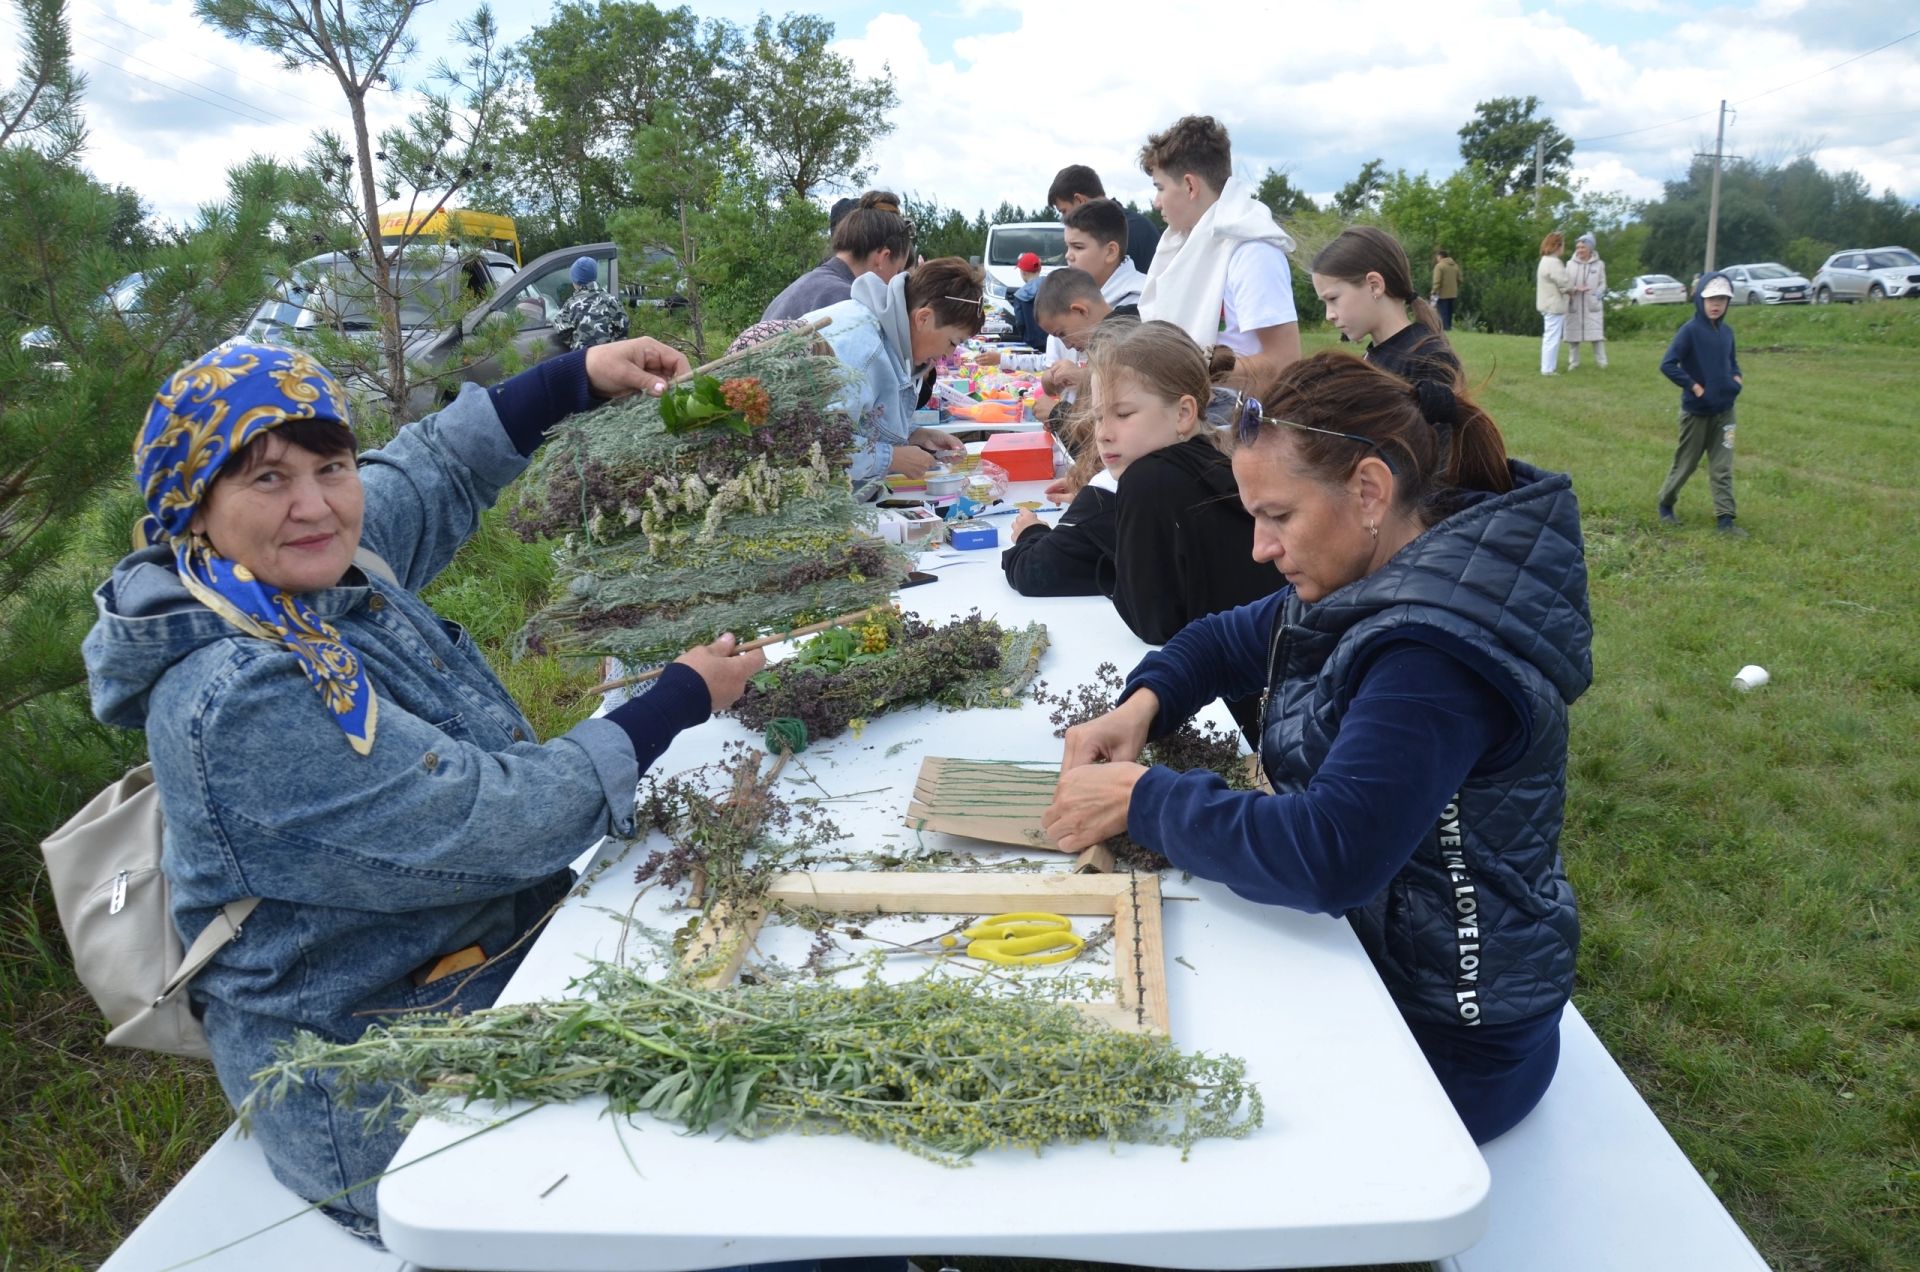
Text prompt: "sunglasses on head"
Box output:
[[1232, 394, 1398, 474]]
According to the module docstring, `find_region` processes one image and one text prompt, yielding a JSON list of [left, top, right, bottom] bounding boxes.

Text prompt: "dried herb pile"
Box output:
[[731, 611, 1050, 747], [241, 962, 1262, 1166], [633, 744, 844, 913], [508, 326, 916, 664]]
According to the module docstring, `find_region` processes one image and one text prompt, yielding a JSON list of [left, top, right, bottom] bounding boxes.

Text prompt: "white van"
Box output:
[[979, 221, 1066, 304]]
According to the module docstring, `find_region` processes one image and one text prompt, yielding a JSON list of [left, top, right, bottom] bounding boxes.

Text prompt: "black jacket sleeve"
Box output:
[[999, 485, 1116, 597], [1111, 458, 1203, 644]]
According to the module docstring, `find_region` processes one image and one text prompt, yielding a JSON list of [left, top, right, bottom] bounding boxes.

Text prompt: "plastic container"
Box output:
[[924, 471, 964, 497], [981, 431, 1055, 481]]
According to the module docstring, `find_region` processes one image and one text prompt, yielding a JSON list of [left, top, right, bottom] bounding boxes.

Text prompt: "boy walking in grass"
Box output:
[[1657, 272, 1746, 536]]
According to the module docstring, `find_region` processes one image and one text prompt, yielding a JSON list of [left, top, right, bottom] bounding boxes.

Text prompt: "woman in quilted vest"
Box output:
[[1041, 351, 1593, 1143]]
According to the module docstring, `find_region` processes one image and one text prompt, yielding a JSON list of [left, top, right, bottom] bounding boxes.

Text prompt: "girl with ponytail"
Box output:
[[1002, 321, 1283, 737], [1310, 226, 1461, 389], [1043, 350, 1593, 1145]]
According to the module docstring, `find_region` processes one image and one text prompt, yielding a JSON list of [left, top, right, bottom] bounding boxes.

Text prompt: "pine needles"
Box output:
[[241, 962, 1262, 1167]]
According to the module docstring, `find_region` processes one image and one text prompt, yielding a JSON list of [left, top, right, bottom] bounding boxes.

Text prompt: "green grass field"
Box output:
[[2, 305, 1915, 1269]]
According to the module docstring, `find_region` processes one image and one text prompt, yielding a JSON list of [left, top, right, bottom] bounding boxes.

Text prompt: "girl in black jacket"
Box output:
[[1310, 226, 1461, 390], [1001, 320, 1282, 735]]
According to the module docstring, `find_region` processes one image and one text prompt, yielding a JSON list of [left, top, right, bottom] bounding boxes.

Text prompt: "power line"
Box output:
[[72, 50, 282, 129], [76, 31, 312, 129], [1732, 27, 1920, 106], [1570, 26, 1920, 146], [93, 8, 345, 118]]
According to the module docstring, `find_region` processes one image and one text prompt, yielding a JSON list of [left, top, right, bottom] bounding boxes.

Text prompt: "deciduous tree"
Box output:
[[734, 13, 896, 201], [1457, 96, 1573, 198]]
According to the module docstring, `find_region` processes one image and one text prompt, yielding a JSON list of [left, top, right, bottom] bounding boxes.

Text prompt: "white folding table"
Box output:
[[379, 495, 1489, 1270]]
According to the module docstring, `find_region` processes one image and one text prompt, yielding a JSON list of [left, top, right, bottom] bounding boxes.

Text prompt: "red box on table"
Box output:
[[980, 431, 1055, 482]]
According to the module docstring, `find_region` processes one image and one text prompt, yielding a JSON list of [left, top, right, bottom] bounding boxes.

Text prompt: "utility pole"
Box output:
[[1533, 135, 1544, 216], [1703, 99, 1729, 275]]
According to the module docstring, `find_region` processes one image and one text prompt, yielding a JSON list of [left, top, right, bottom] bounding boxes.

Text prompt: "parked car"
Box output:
[[976, 221, 1065, 304], [1618, 274, 1689, 305], [245, 242, 623, 413], [18, 271, 149, 360], [1811, 247, 1920, 303], [1720, 263, 1810, 305]]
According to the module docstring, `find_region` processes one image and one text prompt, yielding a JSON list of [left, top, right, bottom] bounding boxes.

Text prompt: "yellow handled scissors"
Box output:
[[907, 912, 1085, 966]]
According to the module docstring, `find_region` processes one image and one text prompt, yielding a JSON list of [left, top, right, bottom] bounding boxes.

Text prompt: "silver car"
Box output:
[[245, 243, 625, 413], [1811, 247, 1920, 303], [1620, 274, 1688, 305], [1721, 263, 1810, 305]]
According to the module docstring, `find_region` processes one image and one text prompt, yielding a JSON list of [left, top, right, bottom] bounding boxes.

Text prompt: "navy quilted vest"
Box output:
[[1258, 461, 1593, 1029]]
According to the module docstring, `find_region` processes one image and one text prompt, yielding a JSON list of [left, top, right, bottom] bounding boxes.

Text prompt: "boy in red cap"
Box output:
[[1009, 252, 1048, 348]]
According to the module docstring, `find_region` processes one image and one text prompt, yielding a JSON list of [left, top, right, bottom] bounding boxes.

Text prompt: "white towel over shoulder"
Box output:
[[1138, 177, 1296, 348]]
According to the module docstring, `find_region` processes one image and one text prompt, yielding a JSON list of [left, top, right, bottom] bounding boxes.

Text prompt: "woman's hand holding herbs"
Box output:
[[1060, 691, 1158, 772], [585, 337, 694, 399], [674, 633, 767, 712], [1042, 761, 1148, 852]]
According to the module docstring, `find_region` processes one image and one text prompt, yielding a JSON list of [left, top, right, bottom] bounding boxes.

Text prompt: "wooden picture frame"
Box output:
[[680, 871, 1170, 1034]]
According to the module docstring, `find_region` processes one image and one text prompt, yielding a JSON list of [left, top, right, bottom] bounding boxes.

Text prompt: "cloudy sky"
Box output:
[[16, 0, 1920, 227]]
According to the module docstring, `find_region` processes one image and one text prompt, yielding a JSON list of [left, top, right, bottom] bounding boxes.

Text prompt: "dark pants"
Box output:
[[1435, 298, 1455, 330], [1657, 408, 1736, 520], [1408, 1003, 1564, 1144]]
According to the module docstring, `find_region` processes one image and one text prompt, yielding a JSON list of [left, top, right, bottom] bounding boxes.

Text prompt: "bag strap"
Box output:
[[352, 546, 399, 587], [154, 897, 261, 1009], [139, 548, 387, 1013]]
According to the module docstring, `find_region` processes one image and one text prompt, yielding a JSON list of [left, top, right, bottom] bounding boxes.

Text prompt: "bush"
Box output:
[[1457, 260, 1540, 335]]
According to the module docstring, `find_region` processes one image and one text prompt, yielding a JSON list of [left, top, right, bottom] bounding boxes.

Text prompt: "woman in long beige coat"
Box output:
[[1564, 233, 1607, 367], [1535, 232, 1570, 376]]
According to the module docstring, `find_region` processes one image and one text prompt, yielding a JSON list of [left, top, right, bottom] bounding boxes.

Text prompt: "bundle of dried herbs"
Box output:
[[1033, 663, 1257, 871], [633, 744, 845, 913], [241, 962, 1262, 1166], [730, 612, 1049, 747], [508, 326, 916, 665]]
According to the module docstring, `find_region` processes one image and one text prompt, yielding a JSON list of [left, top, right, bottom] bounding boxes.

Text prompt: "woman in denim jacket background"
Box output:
[[83, 338, 766, 1234]]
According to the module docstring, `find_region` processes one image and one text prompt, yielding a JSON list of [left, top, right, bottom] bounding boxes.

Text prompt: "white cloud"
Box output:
[[11, 0, 1918, 230], [833, 0, 1920, 218]]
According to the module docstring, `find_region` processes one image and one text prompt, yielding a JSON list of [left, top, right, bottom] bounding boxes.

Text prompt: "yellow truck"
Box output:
[[378, 209, 521, 264]]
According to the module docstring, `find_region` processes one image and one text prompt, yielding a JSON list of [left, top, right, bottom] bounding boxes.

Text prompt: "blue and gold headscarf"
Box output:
[[135, 341, 378, 755]]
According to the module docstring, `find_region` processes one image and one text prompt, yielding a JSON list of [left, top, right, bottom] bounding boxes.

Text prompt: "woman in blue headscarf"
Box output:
[[84, 337, 764, 1234]]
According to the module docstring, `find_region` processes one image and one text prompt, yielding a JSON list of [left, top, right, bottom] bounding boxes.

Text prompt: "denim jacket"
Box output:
[[810, 287, 916, 486], [83, 382, 647, 1223]]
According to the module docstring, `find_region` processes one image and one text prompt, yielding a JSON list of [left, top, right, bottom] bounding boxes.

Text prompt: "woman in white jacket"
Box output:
[[1564, 233, 1608, 369], [1536, 232, 1571, 376]]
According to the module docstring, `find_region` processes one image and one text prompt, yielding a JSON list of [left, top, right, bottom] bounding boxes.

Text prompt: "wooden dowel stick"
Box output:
[[671, 316, 832, 386], [587, 603, 893, 696]]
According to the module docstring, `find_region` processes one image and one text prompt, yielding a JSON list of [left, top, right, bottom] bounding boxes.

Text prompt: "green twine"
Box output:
[[764, 717, 809, 755]]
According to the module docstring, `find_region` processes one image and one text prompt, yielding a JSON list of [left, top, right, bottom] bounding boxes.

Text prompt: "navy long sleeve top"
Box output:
[[1121, 590, 1525, 915]]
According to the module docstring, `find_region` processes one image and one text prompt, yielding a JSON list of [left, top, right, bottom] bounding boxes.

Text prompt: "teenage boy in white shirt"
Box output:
[[1136, 114, 1300, 385]]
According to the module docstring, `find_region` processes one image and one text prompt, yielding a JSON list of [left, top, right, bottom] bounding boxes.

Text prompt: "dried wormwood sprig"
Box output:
[[240, 962, 1263, 1167]]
